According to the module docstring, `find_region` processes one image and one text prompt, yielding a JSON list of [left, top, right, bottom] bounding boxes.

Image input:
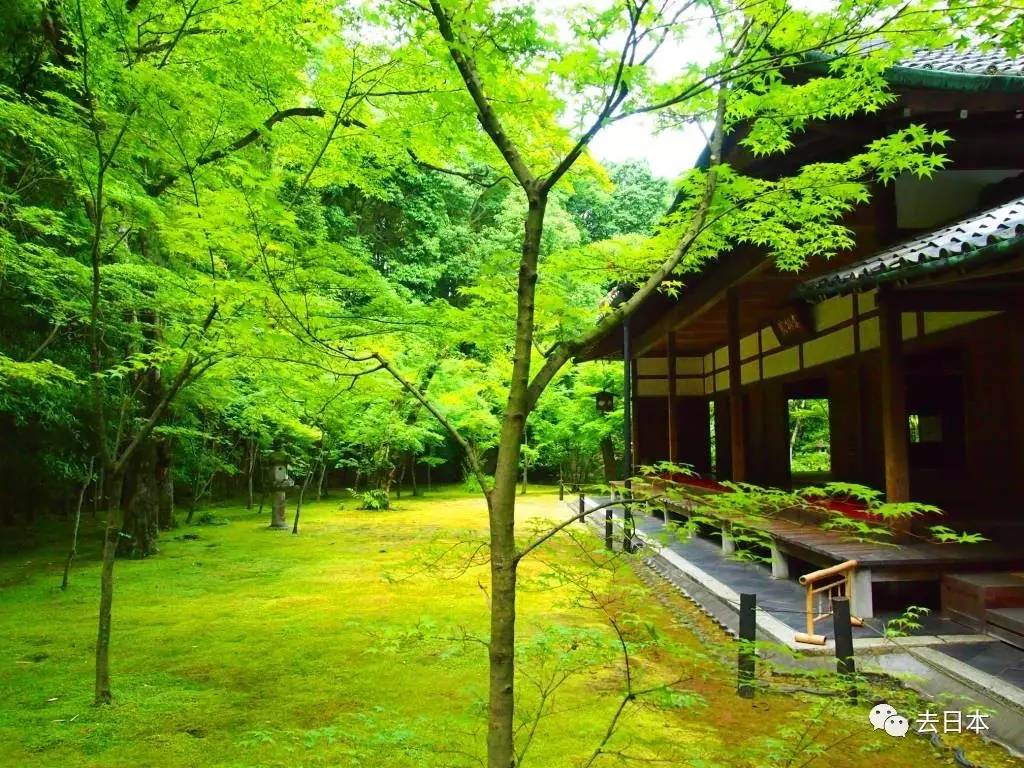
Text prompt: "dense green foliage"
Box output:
[[0, 0, 676, 521], [0, 0, 990, 527], [788, 398, 831, 474]]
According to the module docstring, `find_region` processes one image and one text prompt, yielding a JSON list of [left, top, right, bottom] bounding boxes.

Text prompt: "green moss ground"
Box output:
[[0, 488, 1015, 767]]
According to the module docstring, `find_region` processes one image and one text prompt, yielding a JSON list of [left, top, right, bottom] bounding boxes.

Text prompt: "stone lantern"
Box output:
[[268, 450, 294, 529]]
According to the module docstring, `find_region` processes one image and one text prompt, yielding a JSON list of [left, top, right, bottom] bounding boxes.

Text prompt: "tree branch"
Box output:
[[111, 301, 221, 476], [525, 86, 729, 413], [370, 351, 493, 501], [515, 496, 648, 563], [147, 107, 334, 196], [427, 0, 537, 193]]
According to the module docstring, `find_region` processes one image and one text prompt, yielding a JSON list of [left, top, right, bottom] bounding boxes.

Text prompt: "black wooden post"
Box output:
[[578, 493, 585, 523], [737, 592, 756, 698], [623, 317, 633, 485], [605, 506, 614, 551], [559, 481, 564, 501], [833, 595, 856, 678], [623, 496, 636, 553]]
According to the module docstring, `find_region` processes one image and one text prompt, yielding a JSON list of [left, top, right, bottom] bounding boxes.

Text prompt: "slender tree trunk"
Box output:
[[93, 466, 104, 518], [95, 469, 124, 705], [790, 415, 802, 465], [62, 457, 94, 590], [316, 460, 327, 500], [396, 458, 406, 499], [409, 455, 419, 497], [486, 196, 546, 768], [257, 456, 267, 516], [600, 436, 616, 482], [186, 492, 197, 524], [292, 466, 314, 534], [246, 438, 256, 509]]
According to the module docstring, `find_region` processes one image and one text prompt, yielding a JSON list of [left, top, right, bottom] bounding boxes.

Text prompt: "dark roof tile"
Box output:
[[797, 196, 1024, 299], [898, 46, 1024, 77]]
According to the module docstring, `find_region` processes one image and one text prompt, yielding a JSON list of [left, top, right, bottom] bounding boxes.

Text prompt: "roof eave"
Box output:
[[885, 65, 1024, 94], [796, 235, 1024, 302]]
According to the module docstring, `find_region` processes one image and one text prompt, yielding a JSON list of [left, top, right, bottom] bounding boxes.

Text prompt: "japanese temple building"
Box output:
[[581, 47, 1024, 626]]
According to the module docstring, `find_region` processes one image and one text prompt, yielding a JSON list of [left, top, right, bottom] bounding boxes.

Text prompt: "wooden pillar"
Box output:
[[630, 359, 639, 468], [878, 290, 910, 503], [1010, 304, 1024, 495], [727, 288, 747, 482], [623, 319, 634, 482], [666, 334, 677, 463], [852, 293, 866, 483]]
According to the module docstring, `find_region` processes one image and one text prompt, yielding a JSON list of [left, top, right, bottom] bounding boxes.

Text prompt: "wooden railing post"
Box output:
[[833, 596, 856, 676], [833, 595, 857, 703], [737, 593, 756, 698]]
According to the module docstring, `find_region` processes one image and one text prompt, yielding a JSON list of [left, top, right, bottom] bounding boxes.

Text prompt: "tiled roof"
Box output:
[[797, 196, 1024, 300], [897, 46, 1024, 77]]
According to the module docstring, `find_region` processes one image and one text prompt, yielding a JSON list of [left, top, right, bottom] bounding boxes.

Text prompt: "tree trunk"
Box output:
[[396, 457, 406, 499], [93, 466, 104, 518], [257, 457, 267, 515], [292, 467, 313, 534], [520, 456, 528, 495], [316, 461, 327, 500], [790, 414, 802, 465], [118, 437, 159, 558], [409, 455, 419, 497], [600, 436, 616, 482], [246, 438, 256, 509], [95, 469, 124, 705], [156, 438, 174, 529], [62, 458, 94, 590], [488, 465, 520, 768], [485, 196, 546, 768]]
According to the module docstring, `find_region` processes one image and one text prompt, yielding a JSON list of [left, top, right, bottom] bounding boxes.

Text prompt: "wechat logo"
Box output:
[[869, 703, 910, 738]]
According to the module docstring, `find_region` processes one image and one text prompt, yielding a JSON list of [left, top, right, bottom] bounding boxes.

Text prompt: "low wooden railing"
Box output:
[[794, 559, 863, 645]]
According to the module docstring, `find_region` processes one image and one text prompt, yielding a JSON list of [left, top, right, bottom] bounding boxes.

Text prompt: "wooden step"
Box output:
[[942, 572, 1024, 631]]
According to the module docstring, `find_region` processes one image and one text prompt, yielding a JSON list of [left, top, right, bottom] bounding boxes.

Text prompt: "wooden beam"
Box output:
[[878, 289, 910, 504], [727, 288, 747, 482], [666, 334, 677, 463], [634, 249, 765, 356], [887, 287, 1019, 313]]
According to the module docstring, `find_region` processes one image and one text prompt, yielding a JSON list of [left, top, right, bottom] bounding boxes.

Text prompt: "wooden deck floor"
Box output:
[[661, 497, 1024, 579]]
